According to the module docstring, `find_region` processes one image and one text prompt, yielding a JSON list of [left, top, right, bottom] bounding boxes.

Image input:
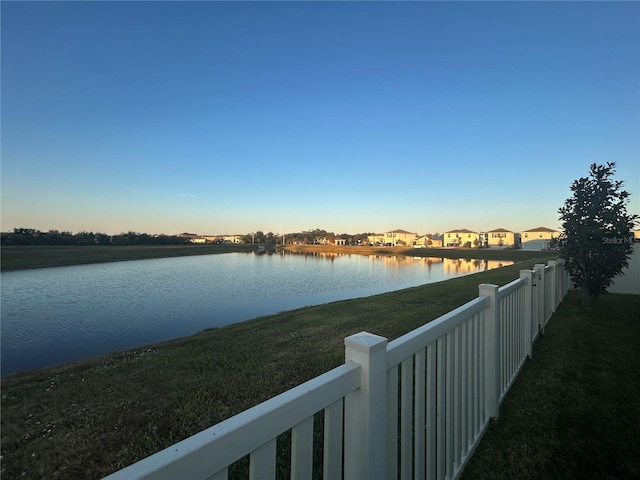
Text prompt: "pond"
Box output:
[[0, 251, 512, 375]]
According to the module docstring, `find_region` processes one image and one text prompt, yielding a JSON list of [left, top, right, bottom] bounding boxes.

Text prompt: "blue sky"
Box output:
[[2, 1, 638, 236]]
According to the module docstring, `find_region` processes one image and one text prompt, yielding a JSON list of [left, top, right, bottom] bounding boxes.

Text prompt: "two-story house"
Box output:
[[413, 234, 444, 248], [486, 228, 520, 248], [367, 233, 386, 246], [521, 227, 560, 250], [444, 229, 480, 248], [384, 229, 417, 246]]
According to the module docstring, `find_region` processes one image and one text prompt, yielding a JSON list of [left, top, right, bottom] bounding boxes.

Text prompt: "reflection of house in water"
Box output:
[[366, 255, 443, 267], [281, 250, 339, 261], [443, 258, 510, 274], [279, 250, 512, 274]]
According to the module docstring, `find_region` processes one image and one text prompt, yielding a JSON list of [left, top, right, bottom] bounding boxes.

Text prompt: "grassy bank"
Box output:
[[1, 257, 554, 479], [0, 244, 263, 271], [280, 244, 548, 262], [462, 291, 640, 479]]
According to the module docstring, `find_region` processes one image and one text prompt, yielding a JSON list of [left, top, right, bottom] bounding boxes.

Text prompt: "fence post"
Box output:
[[479, 284, 500, 419], [534, 264, 546, 335], [344, 332, 388, 480], [520, 269, 534, 359], [548, 260, 557, 313]]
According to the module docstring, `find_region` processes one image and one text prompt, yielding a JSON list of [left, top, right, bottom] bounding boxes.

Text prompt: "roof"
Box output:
[[444, 228, 477, 234], [488, 228, 513, 233], [524, 226, 558, 233], [387, 229, 416, 234]]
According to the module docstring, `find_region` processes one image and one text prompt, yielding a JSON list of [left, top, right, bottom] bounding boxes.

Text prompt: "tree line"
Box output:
[[242, 229, 374, 245], [1, 228, 190, 246], [1, 228, 375, 247]]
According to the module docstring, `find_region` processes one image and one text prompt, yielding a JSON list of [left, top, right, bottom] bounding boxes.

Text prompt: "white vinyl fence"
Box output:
[[608, 243, 640, 295], [104, 259, 569, 480]]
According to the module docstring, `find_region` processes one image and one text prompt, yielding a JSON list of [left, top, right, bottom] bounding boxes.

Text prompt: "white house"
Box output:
[[521, 227, 560, 250], [444, 229, 480, 248]]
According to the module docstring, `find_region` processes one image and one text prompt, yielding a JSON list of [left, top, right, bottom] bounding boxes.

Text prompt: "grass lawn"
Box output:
[[0, 244, 262, 271], [462, 291, 640, 479]]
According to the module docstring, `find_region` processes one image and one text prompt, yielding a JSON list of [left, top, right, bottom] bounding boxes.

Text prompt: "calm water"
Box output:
[[1, 251, 512, 375]]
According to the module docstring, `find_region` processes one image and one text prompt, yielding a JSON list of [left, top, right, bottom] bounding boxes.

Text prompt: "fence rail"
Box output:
[[104, 259, 569, 480]]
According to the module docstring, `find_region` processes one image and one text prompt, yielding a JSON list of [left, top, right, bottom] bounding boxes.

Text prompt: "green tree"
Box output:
[[558, 162, 638, 306]]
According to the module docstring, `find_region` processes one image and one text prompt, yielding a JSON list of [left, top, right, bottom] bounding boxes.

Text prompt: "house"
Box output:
[[521, 227, 560, 250], [367, 233, 386, 245], [384, 229, 417, 247], [444, 229, 480, 248], [182, 234, 219, 244], [222, 235, 244, 244], [413, 234, 443, 248], [431, 235, 444, 248], [486, 228, 520, 248], [413, 235, 430, 247]]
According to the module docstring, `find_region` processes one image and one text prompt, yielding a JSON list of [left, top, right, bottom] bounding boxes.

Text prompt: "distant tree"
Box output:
[[96, 233, 111, 245], [558, 162, 638, 306], [75, 231, 96, 246], [265, 232, 275, 244], [254, 231, 265, 244]]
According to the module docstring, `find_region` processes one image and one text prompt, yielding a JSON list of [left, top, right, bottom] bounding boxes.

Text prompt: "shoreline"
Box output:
[[1, 243, 555, 272]]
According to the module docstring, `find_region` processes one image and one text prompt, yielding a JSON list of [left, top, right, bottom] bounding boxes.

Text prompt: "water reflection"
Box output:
[[277, 250, 507, 273], [442, 258, 508, 274]]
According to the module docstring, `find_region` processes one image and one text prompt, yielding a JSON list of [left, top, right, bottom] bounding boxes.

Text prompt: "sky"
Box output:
[[2, 1, 639, 236]]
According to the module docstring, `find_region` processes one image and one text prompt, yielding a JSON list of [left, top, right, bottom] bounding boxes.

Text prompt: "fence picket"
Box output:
[[386, 365, 399, 480], [414, 348, 427, 480], [207, 469, 227, 480], [454, 325, 462, 470], [401, 357, 413, 480], [249, 439, 276, 480], [323, 400, 343, 480], [426, 343, 437, 480], [291, 416, 313, 480], [445, 330, 455, 479], [436, 336, 446, 480]]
